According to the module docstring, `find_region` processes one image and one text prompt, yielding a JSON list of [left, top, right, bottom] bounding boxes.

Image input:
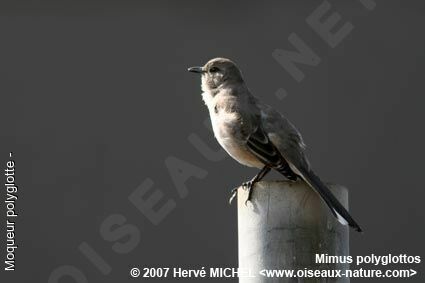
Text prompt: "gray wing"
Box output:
[[246, 125, 298, 179], [246, 126, 281, 167], [258, 103, 310, 170], [254, 102, 362, 232], [241, 96, 307, 174]]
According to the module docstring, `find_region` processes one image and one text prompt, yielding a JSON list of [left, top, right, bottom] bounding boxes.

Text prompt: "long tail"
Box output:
[[295, 167, 363, 232]]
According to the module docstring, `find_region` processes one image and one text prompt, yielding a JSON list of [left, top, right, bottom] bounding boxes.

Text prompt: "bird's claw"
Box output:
[[229, 181, 255, 206], [242, 181, 254, 206], [242, 181, 252, 189], [229, 187, 238, 205]]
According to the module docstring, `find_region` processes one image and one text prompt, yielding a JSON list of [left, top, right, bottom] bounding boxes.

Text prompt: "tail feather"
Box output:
[[296, 168, 362, 232]]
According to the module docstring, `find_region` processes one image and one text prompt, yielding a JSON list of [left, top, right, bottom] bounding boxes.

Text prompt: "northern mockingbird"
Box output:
[[188, 58, 362, 232]]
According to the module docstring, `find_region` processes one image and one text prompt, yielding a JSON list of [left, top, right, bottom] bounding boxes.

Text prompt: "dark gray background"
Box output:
[[1, 0, 424, 282]]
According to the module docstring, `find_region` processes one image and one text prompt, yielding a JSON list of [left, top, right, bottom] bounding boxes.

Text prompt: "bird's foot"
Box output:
[[228, 181, 256, 205], [242, 180, 255, 206], [228, 187, 238, 205]]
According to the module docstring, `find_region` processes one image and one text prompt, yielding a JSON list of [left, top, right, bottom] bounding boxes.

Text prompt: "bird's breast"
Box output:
[[209, 106, 241, 138], [209, 109, 263, 168]]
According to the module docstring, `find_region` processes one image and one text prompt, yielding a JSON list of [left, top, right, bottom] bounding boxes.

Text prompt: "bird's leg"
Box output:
[[243, 166, 271, 205], [229, 166, 271, 205]]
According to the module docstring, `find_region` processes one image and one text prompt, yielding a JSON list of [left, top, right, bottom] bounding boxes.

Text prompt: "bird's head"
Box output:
[[188, 58, 244, 92]]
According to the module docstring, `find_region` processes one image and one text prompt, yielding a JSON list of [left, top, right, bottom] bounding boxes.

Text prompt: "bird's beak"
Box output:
[[187, 66, 204, 74]]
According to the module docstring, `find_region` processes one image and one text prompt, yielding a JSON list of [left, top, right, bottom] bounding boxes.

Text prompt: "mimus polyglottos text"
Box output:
[[188, 58, 362, 232]]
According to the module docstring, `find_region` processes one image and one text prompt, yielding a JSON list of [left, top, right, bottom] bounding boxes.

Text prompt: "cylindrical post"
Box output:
[[238, 180, 349, 283]]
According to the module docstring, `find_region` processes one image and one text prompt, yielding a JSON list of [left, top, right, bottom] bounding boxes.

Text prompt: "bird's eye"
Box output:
[[209, 67, 220, 73]]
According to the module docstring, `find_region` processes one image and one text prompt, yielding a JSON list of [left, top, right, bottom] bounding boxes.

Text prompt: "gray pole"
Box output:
[[238, 181, 349, 283]]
